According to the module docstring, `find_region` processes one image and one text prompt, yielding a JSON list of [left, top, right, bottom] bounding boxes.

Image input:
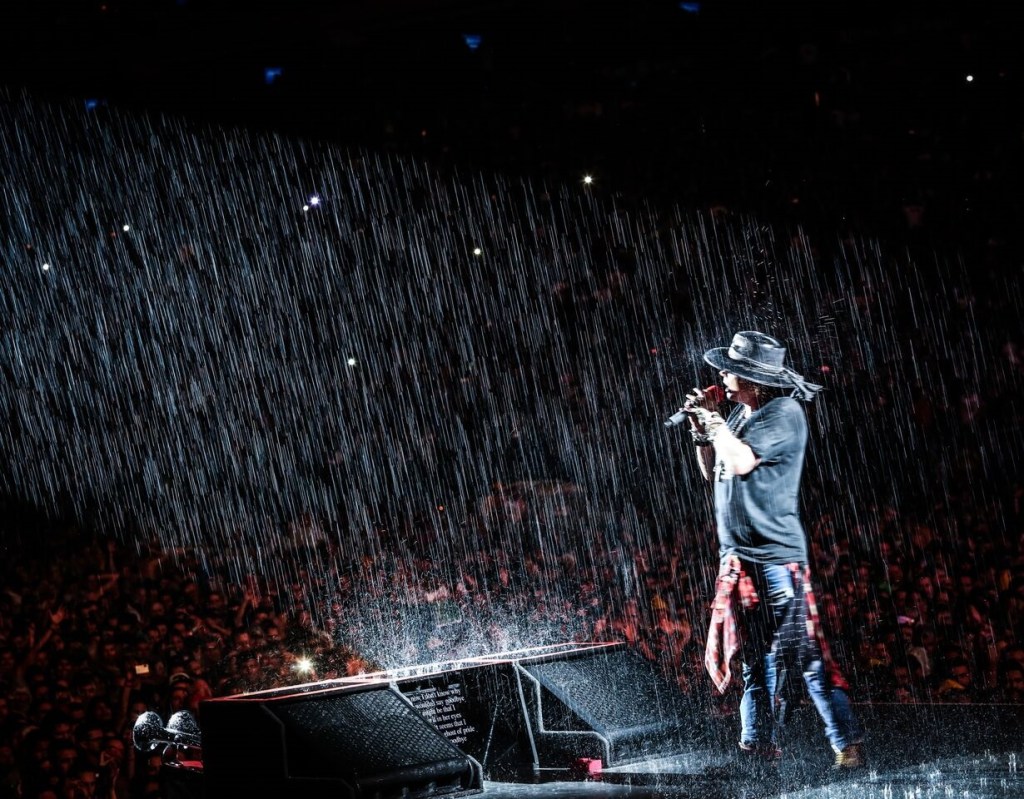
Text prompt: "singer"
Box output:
[[680, 331, 864, 771]]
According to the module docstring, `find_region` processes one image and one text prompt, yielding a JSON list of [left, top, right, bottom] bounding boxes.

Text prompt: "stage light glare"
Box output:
[[583, 175, 594, 185]]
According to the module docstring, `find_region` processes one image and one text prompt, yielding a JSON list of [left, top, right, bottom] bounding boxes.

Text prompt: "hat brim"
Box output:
[[703, 347, 792, 388]]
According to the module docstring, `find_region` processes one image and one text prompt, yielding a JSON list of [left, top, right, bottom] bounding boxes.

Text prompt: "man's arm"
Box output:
[[710, 426, 760, 476], [683, 389, 721, 482], [694, 443, 716, 482], [691, 408, 760, 476]]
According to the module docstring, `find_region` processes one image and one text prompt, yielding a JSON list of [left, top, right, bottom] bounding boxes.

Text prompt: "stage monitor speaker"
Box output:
[[201, 685, 482, 799], [517, 645, 693, 767]]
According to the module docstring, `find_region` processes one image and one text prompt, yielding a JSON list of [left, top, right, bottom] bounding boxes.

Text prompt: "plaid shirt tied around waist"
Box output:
[[704, 555, 849, 694], [704, 554, 758, 693]]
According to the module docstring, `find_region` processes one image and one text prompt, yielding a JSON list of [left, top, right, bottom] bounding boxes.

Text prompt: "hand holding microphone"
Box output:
[[664, 385, 724, 427]]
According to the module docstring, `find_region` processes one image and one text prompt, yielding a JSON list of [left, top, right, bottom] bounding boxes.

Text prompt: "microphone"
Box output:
[[664, 385, 725, 427]]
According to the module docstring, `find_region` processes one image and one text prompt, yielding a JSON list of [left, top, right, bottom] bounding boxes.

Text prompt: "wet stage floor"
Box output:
[[194, 657, 1024, 799], [483, 749, 1024, 799]]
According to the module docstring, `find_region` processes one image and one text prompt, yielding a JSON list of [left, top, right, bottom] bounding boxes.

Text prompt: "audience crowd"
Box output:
[[2, 451, 1023, 799], [2, 7, 1022, 796]]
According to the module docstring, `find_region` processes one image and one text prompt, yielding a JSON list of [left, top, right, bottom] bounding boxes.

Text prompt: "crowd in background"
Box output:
[[1, 171, 1022, 798], [2, 5, 1023, 798], [2, 456, 1023, 798]]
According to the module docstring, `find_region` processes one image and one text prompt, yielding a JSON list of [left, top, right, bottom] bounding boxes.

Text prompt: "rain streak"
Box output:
[[1, 88, 1019, 673]]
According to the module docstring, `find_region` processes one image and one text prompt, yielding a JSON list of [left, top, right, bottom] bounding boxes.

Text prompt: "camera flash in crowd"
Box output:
[[295, 657, 313, 674]]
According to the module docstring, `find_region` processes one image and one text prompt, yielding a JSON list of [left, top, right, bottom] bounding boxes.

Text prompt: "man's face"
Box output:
[[170, 685, 190, 707], [950, 664, 972, 687], [720, 371, 758, 405], [103, 737, 126, 764]]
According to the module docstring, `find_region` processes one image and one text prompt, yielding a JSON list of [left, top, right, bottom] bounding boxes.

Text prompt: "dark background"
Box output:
[[2, 0, 1021, 250]]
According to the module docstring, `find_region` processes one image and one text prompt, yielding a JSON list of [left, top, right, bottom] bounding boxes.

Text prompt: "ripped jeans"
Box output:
[[737, 561, 862, 752]]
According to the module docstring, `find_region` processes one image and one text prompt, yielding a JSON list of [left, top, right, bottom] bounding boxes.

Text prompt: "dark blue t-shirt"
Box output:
[[713, 396, 809, 564]]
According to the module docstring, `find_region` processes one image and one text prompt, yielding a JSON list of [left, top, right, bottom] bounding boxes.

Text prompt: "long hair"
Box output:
[[737, 378, 788, 405]]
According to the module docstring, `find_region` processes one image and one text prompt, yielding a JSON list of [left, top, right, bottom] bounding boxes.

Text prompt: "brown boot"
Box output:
[[833, 742, 866, 769]]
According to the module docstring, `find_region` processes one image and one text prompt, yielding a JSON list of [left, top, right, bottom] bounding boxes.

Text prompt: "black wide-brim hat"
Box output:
[[703, 331, 795, 388]]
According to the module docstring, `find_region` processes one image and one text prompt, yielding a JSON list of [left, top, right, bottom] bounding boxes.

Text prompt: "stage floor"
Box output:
[[195, 649, 1024, 799], [482, 749, 1024, 799]]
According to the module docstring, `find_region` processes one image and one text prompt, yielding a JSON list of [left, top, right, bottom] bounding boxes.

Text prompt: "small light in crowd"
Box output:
[[309, 195, 321, 206], [472, 247, 482, 256], [302, 204, 310, 212], [122, 224, 130, 232], [437, 504, 445, 512], [42, 263, 51, 271], [295, 657, 313, 674], [347, 357, 357, 366], [265, 67, 283, 86], [582, 175, 594, 185], [463, 34, 482, 51], [965, 74, 974, 83]]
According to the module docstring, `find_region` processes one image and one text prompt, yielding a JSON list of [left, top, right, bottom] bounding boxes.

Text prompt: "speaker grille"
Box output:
[[275, 690, 464, 778], [525, 648, 678, 733]]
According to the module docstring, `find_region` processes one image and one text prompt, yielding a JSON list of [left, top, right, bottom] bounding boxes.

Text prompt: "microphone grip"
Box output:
[[664, 409, 689, 427], [663, 385, 724, 428]]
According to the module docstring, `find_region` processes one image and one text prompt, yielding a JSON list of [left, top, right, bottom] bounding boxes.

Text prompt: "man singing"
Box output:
[[683, 331, 864, 769]]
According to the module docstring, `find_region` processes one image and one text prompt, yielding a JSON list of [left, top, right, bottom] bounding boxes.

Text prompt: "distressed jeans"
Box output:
[[737, 561, 862, 752]]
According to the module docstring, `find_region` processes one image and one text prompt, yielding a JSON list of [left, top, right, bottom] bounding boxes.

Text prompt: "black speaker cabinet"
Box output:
[[201, 643, 697, 789], [392, 643, 695, 777], [201, 684, 483, 799]]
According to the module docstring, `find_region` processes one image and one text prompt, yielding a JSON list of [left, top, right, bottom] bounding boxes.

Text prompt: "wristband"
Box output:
[[690, 428, 713, 447], [693, 408, 726, 442]]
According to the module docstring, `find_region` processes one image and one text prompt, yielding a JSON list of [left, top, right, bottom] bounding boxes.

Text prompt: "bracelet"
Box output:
[[692, 408, 726, 443], [690, 429, 713, 447], [704, 416, 725, 441]]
